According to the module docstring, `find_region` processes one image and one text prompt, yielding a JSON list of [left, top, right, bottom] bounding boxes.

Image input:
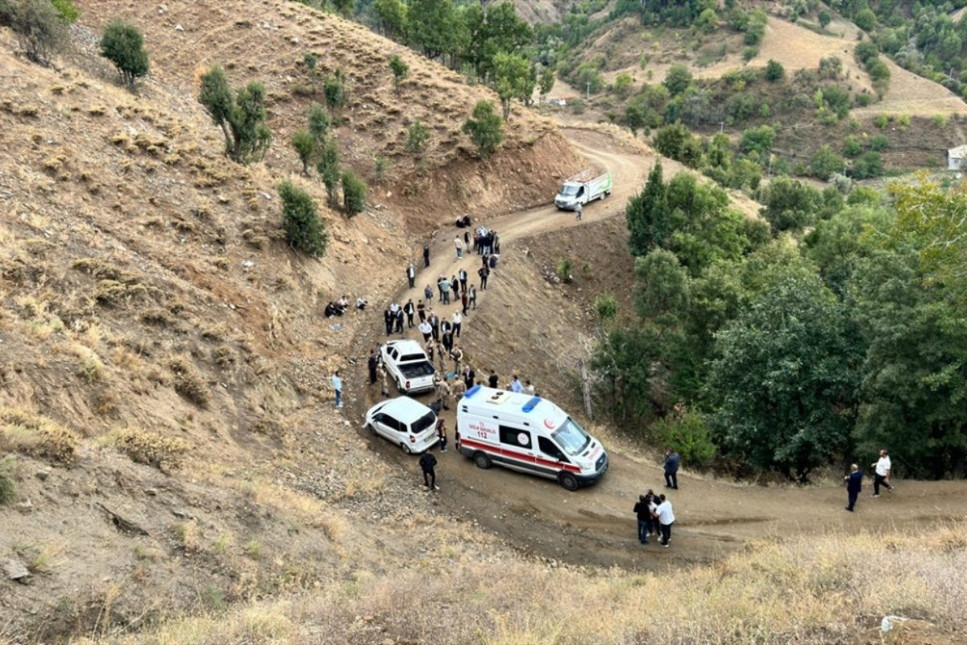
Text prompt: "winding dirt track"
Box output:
[[360, 127, 967, 571]]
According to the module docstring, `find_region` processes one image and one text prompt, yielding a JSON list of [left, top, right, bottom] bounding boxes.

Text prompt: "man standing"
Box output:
[[424, 284, 434, 305], [428, 310, 440, 342], [463, 364, 476, 389], [654, 494, 675, 547], [451, 345, 464, 373], [330, 370, 343, 409], [416, 299, 426, 323], [420, 451, 439, 490], [575, 202, 583, 221], [403, 299, 415, 328], [423, 243, 430, 268], [367, 349, 378, 385], [454, 235, 463, 259], [418, 319, 432, 343], [468, 285, 477, 310], [488, 369, 499, 389], [458, 268, 468, 292], [406, 263, 415, 289], [633, 495, 651, 545], [436, 375, 452, 410], [871, 449, 894, 497], [478, 265, 489, 290], [440, 276, 451, 305], [664, 448, 680, 490], [452, 375, 467, 404], [452, 311, 462, 338], [844, 463, 863, 512], [383, 307, 393, 336]]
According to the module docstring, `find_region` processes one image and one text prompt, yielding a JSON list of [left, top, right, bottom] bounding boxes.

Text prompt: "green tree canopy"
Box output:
[[278, 180, 328, 257], [626, 160, 668, 256], [462, 100, 503, 159], [492, 51, 534, 118], [198, 66, 271, 164], [99, 21, 149, 87]]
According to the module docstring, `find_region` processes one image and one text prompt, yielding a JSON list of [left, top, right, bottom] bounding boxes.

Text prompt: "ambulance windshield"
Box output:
[[551, 418, 591, 456]]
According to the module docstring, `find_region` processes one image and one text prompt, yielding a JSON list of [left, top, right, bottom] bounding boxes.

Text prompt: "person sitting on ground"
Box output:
[[324, 302, 339, 318], [356, 296, 368, 310], [335, 296, 349, 314]]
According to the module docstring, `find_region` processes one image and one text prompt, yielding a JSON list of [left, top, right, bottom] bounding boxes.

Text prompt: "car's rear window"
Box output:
[[410, 412, 436, 434], [399, 353, 427, 362]]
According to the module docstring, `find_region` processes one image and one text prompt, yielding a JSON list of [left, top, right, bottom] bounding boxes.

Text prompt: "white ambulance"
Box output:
[[455, 385, 608, 491]]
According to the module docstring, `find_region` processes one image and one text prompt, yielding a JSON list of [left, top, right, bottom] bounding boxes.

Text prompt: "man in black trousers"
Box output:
[[844, 463, 863, 512]]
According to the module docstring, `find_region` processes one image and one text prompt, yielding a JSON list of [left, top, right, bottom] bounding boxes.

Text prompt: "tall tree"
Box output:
[[462, 100, 503, 160], [626, 160, 669, 256], [493, 51, 534, 119], [707, 269, 862, 482]]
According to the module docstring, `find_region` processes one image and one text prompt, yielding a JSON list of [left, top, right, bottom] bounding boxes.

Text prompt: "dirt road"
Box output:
[[352, 126, 967, 572]]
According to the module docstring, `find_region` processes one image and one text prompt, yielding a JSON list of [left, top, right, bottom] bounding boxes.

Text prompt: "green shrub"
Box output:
[[389, 54, 408, 93], [405, 119, 429, 153], [341, 170, 367, 217], [869, 134, 889, 151], [291, 129, 316, 175], [99, 21, 149, 88], [594, 292, 618, 321], [854, 8, 875, 32], [0, 455, 17, 505], [278, 180, 328, 256], [765, 59, 784, 82], [855, 92, 873, 107], [462, 100, 503, 160], [198, 67, 271, 163], [556, 258, 573, 283], [650, 408, 716, 468]]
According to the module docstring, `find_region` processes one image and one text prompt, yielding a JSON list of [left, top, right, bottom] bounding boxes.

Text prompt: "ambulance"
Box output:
[[455, 385, 608, 491]]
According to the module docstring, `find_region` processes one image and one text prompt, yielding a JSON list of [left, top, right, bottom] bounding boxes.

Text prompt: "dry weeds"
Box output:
[[110, 427, 190, 471], [0, 407, 79, 465]]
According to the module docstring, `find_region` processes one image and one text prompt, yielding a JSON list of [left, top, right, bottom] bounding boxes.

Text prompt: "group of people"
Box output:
[[633, 489, 675, 547], [844, 449, 895, 512], [325, 295, 367, 318]]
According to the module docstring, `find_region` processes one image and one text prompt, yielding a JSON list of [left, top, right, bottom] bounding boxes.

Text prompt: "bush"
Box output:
[[341, 170, 367, 217], [389, 54, 408, 93], [323, 69, 348, 118], [99, 21, 149, 88], [168, 357, 210, 408], [740, 125, 775, 154], [291, 129, 316, 175], [316, 138, 341, 209], [278, 180, 328, 256], [765, 59, 785, 82], [198, 67, 271, 163], [0, 455, 16, 505], [0, 407, 78, 464], [462, 100, 503, 160], [650, 408, 716, 468], [556, 258, 573, 283], [869, 134, 889, 151], [663, 64, 692, 96], [809, 144, 846, 180], [405, 119, 429, 153], [594, 292, 618, 321], [113, 428, 189, 471], [854, 8, 875, 32], [818, 10, 831, 29], [818, 56, 842, 80], [850, 150, 883, 179], [9, 0, 69, 65]]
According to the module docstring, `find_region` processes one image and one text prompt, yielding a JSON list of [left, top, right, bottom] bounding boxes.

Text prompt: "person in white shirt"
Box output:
[[509, 375, 523, 393], [871, 449, 894, 497], [452, 311, 463, 337], [454, 236, 463, 259], [654, 494, 675, 547]]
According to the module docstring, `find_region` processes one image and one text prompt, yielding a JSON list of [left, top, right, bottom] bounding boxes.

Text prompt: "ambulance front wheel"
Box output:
[[473, 451, 492, 469], [558, 472, 579, 491]]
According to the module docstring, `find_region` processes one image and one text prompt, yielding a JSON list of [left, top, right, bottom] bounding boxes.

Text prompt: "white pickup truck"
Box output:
[[554, 169, 612, 211]]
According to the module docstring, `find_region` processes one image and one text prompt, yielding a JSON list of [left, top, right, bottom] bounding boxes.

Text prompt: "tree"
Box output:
[[341, 170, 367, 217], [99, 21, 149, 88], [462, 100, 503, 160], [663, 64, 692, 96], [323, 69, 348, 120], [198, 67, 271, 164], [307, 102, 329, 144], [707, 270, 862, 481], [372, 0, 406, 40], [291, 129, 315, 175], [808, 144, 846, 181], [764, 59, 784, 82], [9, 0, 69, 65], [626, 160, 669, 256], [854, 8, 875, 32], [407, 0, 459, 60], [316, 138, 341, 209], [389, 54, 408, 93], [760, 176, 821, 233], [818, 10, 831, 29], [538, 66, 555, 102], [493, 51, 534, 119], [739, 125, 775, 155], [278, 180, 328, 257]]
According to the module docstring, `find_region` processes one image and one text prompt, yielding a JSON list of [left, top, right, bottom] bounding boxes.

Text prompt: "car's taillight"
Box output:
[[405, 380, 411, 389], [409, 435, 416, 443]]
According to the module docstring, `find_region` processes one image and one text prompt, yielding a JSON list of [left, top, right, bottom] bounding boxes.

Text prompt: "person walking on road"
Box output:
[[845, 463, 863, 512], [654, 494, 675, 547], [330, 370, 343, 409], [478, 265, 489, 290], [871, 449, 894, 497], [423, 244, 430, 268], [367, 349, 378, 385], [664, 448, 680, 490], [633, 495, 651, 545], [420, 452, 439, 490], [575, 202, 583, 221], [406, 263, 415, 289], [454, 236, 464, 259], [424, 284, 434, 305]]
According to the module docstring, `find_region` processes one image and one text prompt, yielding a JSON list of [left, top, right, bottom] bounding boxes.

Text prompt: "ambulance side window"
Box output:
[[498, 425, 531, 448], [538, 437, 568, 463]]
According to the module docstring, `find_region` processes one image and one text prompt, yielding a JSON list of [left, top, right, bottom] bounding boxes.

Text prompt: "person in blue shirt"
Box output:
[[664, 448, 680, 489]]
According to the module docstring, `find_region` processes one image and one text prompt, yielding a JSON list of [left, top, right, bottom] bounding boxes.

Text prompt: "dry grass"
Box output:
[[110, 427, 190, 471], [0, 407, 79, 465], [102, 523, 967, 644], [241, 480, 348, 544], [167, 356, 210, 408]]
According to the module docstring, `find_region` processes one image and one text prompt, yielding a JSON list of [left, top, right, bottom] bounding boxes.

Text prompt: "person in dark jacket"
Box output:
[[367, 349, 378, 384], [420, 452, 439, 490], [664, 448, 680, 489], [844, 463, 863, 512], [633, 494, 651, 544]]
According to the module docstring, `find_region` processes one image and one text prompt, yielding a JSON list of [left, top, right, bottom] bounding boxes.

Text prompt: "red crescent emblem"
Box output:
[[543, 418, 555, 429]]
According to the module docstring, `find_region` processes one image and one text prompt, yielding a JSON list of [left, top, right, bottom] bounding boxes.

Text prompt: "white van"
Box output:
[[455, 385, 608, 491]]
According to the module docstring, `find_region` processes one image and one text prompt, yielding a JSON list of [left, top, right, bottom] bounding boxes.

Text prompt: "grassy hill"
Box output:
[[1, 1, 966, 643]]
